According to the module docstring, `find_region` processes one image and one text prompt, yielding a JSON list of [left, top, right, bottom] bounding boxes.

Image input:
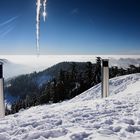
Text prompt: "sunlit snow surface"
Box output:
[[0, 74, 140, 140]]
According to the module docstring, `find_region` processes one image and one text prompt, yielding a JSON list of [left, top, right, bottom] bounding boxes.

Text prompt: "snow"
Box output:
[[0, 73, 140, 140]]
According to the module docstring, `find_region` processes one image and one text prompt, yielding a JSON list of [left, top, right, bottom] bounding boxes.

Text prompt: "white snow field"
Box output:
[[0, 73, 140, 140]]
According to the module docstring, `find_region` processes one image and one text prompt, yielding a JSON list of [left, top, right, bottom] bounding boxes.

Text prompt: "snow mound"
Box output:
[[0, 74, 140, 140], [71, 73, 140, 102]]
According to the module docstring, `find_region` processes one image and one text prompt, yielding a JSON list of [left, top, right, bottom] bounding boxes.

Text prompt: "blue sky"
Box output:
[[0, 0, 140, 54]]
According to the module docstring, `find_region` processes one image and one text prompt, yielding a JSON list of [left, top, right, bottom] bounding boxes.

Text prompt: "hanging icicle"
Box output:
[[36, 0, 48, 54]]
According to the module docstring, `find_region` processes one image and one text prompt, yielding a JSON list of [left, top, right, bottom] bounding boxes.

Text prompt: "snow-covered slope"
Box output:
[[71, 73, 140, 102], [0, 74, 140, 140]]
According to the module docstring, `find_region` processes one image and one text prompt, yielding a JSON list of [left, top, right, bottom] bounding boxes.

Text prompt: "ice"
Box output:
[[0, 74, 140, 139], [36, 0, 48, 54]]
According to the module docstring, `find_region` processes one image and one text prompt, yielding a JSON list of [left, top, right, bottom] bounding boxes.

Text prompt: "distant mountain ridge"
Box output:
[[38, 61, 93, 77], [4, 60, 140, 106], [5, 61, 94, 104]]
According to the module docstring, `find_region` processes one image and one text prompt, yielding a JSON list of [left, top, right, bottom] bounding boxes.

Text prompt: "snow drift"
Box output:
[[0, 73, 140, 140]]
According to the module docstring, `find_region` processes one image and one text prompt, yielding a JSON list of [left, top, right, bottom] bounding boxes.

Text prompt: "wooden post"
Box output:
[[0, 63, 5, 118], [102, 59, 109, 98]]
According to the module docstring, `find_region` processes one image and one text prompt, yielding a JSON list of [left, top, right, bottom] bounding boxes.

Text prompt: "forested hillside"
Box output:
[[5, 57, 140, 115]]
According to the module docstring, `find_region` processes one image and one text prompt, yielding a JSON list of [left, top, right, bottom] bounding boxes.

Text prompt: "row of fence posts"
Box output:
[[0, 59, 109, 118]]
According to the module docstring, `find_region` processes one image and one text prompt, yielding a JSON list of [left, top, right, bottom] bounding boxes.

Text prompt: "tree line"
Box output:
[[6, 58, 140, 115]]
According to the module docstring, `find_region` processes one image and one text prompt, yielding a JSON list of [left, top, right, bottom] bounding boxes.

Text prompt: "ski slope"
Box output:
[[0, 74, 140, 140]]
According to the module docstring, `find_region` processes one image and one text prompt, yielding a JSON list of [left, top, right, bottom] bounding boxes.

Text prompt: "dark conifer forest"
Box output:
[[5, 57, 140, 115]]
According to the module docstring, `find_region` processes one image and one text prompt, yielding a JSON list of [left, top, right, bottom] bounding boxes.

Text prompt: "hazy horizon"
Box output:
[[0, 55, 139, 79]]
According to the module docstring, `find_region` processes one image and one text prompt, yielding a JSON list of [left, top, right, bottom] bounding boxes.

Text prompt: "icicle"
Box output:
[[36, 0, 41, 54], [36, 0, 48, 55], [43, 0, 47, 22]]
